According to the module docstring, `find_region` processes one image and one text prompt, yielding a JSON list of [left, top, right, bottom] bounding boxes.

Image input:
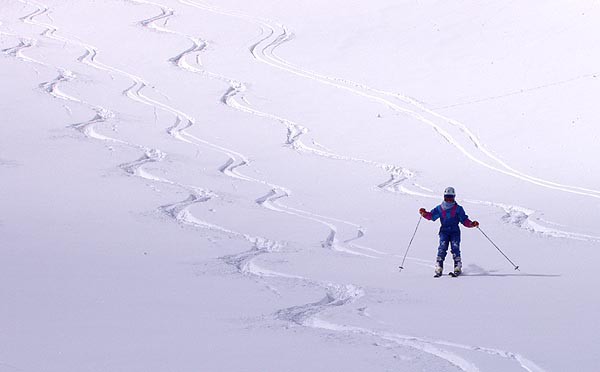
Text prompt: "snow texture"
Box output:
[[1, 0, 599, 371]]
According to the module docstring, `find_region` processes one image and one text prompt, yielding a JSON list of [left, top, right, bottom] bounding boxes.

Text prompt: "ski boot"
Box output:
[[434, 256, 444, 277], [449, 256, 462, 277]]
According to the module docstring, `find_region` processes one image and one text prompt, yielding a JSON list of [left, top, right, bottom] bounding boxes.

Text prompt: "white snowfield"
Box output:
[[1, 0, 599, 371]]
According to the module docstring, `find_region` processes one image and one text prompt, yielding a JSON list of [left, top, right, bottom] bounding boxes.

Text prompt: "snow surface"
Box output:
[[1, 0, 599, 371]]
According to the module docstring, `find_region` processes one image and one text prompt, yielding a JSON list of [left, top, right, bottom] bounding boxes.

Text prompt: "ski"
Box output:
[[434, 272, 443, 278], [448, 271, 461, 277]]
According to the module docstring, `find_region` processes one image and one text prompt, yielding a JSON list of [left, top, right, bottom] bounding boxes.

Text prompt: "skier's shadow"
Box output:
[[461, 264, 561, 278]]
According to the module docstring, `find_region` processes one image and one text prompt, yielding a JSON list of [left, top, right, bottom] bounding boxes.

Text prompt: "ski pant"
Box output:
[[436, 230, 461, 267]]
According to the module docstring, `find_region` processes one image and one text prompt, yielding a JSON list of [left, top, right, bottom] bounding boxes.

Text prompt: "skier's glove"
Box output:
[[472, 221, 480, 227], [419, 208, 427, 216]]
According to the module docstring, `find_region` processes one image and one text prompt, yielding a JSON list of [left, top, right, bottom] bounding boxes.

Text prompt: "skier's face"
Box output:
[[444, 195, 455, 203]]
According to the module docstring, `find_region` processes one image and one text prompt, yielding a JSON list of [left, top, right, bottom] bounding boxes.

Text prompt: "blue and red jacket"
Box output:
[[422, 203, 474, 233]]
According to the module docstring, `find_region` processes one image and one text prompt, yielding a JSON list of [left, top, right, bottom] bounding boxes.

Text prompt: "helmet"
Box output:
[[444, 187, 456, 197]]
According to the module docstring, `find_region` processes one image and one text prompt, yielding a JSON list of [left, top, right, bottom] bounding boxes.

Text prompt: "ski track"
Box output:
[[131, 0, 423, 263], [127, 1, 444, 269], [39, 68, 81, 102], [1, 18, 43, 67], [175, 0, 418, 199], [260, 25, 600, 200], [172, 0, 600, 247], [309, 318, 548, 372], [13, 0, 238, 246], [179, 0, 600, 202], [13, 0, 124, 144], [1, 37, 40, 63], [497, 204, 600, 242], [220, 75, 417, 193], [15, 1, 294, 294], [127, 0, 362, 294], [264, 250, 545, 372], [17, 0, 369, 308], [124, 4, 495, 369], [9, 1, 552, 371], [127, 0, 380, 260], [269, 271, 484, 372], [69, 107, 117, 141], [170, 1, 554, 371]]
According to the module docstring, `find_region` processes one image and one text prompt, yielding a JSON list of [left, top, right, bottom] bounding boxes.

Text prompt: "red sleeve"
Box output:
[[462, 218, 474, 228], [422, 211, 433, 220]]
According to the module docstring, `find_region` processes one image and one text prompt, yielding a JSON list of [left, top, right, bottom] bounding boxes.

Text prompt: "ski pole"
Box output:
[[477, 226, 520, 271], [399, 216, 422, 271]]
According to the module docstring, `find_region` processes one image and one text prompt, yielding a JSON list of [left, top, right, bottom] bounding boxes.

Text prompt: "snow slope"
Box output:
[[1, 1, 599, 371]]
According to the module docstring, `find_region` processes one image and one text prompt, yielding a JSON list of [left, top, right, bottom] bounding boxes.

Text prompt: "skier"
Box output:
[[419, 187, 479, 277]]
